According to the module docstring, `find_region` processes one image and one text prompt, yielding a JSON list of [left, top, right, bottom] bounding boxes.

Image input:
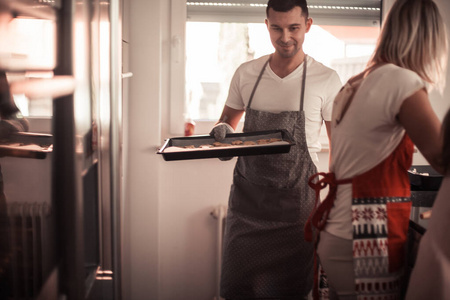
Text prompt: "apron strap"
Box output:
[[304, 172, 352, 242], [247, 57, 270, 108], [299, 55, 307, 112], [247, 55, 308, 112]]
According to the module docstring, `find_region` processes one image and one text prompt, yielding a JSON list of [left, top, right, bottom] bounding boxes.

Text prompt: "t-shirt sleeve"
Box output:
[[386, 68, 425, 122], [322, 71, 342, 121], [224, 66, 246, 111]]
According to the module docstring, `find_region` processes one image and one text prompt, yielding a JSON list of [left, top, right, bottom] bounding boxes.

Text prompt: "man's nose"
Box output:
[[280, 29, 290, 43]]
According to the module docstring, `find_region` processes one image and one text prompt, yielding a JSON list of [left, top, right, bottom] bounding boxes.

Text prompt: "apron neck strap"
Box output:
[[300, 55, 307, 112], [247, 55, 308, 112], [247, 57, 270, 108]]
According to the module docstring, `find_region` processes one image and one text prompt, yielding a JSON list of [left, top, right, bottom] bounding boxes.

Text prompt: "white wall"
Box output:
[[123, 1, 450, 300], [123, 0, 161, 299], [125, 1, 237, 299]]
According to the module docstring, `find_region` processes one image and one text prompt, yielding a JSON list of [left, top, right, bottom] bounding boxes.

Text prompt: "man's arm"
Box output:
[[325, 121, 331, 142], [323, 71, 341, 169], [216, 105, 245, 130], [325, 120, 332, 169]]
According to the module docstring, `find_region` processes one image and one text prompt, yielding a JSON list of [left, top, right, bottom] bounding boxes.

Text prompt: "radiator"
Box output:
[[6, 201, 54, 299], [210, 205, 227, 300]]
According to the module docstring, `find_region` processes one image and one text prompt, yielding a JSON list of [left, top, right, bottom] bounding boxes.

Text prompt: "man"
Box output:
[[210, 0, 342, 299]]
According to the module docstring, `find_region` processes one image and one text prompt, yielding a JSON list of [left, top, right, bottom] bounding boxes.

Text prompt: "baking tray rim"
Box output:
[[157, 129, 295, 161]]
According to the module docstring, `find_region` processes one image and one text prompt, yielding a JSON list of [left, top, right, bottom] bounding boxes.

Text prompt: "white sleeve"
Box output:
[[322, 71, 342, 121], [225, 66, 246, 111], [385, 68, 425, 123]]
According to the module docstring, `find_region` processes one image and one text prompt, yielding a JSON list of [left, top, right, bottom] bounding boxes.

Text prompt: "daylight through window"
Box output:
[[185, 22, 380, 121]]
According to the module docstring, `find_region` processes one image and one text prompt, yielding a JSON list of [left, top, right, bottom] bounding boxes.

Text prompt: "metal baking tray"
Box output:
[[157, 129, 295, 161], [0, 143, 52, 159], [408, 165, 443, 191]]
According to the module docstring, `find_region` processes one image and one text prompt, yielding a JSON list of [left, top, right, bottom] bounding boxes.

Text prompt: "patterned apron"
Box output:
[[220, 56, 318, 299], [307, 134, 414, 300]]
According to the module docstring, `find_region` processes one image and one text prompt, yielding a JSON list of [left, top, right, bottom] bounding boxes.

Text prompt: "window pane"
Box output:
[[7, 72, 54, 117], [185, 22, 380, 121]]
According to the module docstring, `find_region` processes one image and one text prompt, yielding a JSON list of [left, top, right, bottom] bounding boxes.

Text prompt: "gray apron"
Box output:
[[220, 56, 318, 299]]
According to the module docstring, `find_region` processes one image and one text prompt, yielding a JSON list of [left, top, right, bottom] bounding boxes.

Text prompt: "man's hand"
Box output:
[[0, 117, 29, 140], [209, 122, 234, 142], [209, 123, 235, 161]]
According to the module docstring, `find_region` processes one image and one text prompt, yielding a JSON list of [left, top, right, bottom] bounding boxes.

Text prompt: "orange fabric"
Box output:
[[352, 135, 413, 199], [386, 201, 412, 272], [352, 134, 414, 274]]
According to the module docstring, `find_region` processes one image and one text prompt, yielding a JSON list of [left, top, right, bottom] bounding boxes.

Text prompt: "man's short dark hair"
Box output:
[[266, 0, 309, 19]]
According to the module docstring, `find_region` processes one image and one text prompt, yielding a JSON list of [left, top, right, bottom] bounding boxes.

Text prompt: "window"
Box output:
[[4, 17, 56, 118], [0, 14, 58, 133], [170, 0, 381, 135]]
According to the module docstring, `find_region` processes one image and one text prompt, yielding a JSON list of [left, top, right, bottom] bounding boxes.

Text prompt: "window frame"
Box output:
[[170, 0, 188, 136], [169, 0, 382, 136]]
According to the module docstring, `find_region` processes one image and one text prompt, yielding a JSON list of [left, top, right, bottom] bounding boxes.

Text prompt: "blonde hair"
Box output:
[[369, 0, 448, 91]]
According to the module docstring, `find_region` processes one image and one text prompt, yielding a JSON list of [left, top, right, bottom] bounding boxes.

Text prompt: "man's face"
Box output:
[[265, 6, 312, 59]]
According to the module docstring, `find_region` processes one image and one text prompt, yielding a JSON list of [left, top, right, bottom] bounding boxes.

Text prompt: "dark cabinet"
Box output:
[[0, 0, 123, 299]]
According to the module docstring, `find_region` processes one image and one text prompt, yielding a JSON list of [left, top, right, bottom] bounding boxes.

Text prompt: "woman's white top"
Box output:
[[326, 64, 425, 239]]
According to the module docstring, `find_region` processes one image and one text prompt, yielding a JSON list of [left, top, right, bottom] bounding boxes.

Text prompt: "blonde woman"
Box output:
[[304, 0, 448, 299]]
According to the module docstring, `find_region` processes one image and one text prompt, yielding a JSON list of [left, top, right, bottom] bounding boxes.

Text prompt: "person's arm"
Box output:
[[322, 71, 341, 167], [398, 88, 443, 174], [210, 105, 245, 143], [325, 121, 331, 142], [216, 105, 245, 130], [324, 120, 332, 168]]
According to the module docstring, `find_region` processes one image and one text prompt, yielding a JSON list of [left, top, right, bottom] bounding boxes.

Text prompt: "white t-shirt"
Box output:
[[225, 54, 342, 166], [326, 64, 426, 239]]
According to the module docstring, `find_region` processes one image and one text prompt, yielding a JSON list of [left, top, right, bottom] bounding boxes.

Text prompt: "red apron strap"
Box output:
[[306, 172, 352, 300], [304, 172, 352, 242]]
